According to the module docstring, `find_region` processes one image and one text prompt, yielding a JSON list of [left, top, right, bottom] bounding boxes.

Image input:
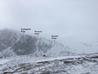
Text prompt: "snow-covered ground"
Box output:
[[0, 53, 98, 74]]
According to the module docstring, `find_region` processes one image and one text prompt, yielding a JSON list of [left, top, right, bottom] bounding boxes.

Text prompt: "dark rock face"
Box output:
[[0, 29, 53, 56], [0, 29, 38, 55], [12, 35, 37, 55], [0, 29, 19, 51]]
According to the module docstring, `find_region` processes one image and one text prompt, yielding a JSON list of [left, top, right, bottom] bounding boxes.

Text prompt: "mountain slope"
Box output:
[[0, 29, 71, 58]]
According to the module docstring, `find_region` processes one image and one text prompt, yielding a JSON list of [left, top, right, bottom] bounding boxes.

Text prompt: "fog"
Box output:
[[0, 0, 98, 53]]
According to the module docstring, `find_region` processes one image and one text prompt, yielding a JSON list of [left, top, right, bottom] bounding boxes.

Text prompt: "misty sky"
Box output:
[[0, 0, 98, 53]]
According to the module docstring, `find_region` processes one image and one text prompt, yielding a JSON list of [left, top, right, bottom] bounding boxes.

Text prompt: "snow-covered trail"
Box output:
[[0, 55, 84, 65]]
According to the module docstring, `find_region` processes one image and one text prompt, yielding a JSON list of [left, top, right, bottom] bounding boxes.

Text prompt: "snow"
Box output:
[[0, 59, 12, 65], [0, 53, 98, 74], [0, 55, 83, 66]]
